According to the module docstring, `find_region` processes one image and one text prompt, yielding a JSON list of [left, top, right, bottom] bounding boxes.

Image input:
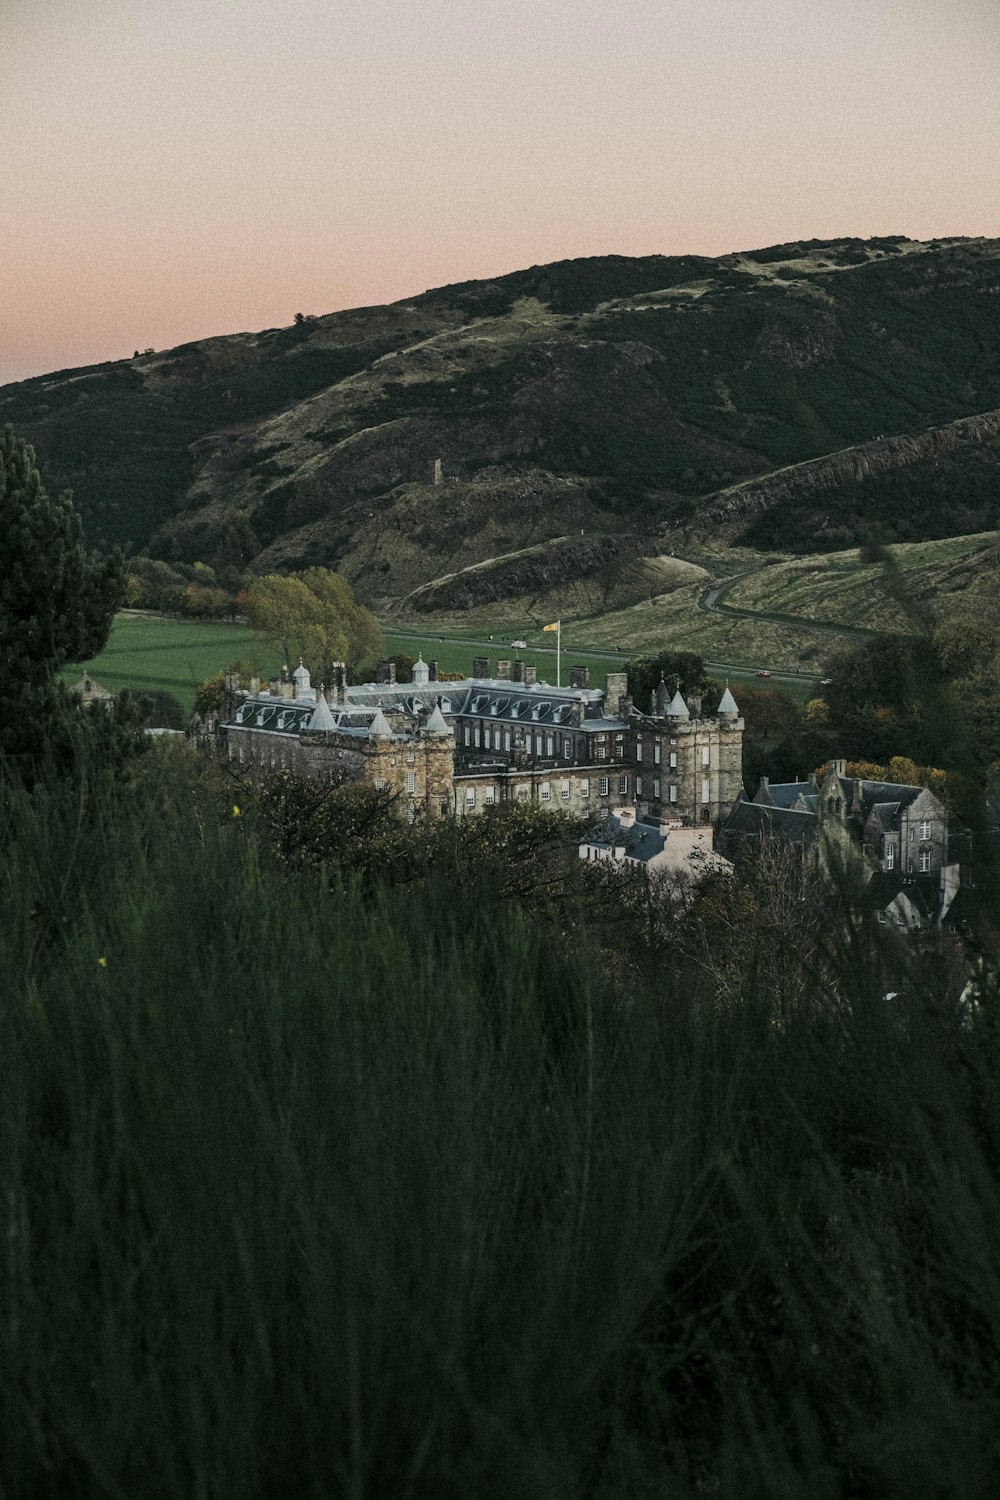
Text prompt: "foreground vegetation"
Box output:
[[2, 745, 999, 1497]]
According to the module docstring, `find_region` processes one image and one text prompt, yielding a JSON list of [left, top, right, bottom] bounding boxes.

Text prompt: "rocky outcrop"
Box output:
[[408, 535, 634, 612], [703, 409, 1000, 523]]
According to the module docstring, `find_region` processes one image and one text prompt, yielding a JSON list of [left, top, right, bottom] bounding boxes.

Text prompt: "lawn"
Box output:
[[62, 613, 277, 714]]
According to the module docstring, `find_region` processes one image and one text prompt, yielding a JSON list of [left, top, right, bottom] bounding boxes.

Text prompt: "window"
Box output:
[[564, 737, 572, 758], [635, 776, 643, 798], [654, 743, 661, 765], [374, 778, 387, 791], [653, 777, 660, 799], [465, 787, 476, 806], [485, 785, 496, 804], [464, 724, 471, 746], [701, 746, 710, 768], [540, 782, 551, 802], [406, 771, 416, 794], [619, 775, 629, 795], [599, 777, 610, 798], [919, 849, 931, 873], [406, 754, 415, 766], [546, 734, 554, 757], [920, 820, 931, 840], [909, 828, 914, 843], [884, 843, 895, 871], [516, 784, 529, 801], [561, 779, 570, 801], [580, 780, 590, 798], [636, 743, 643, 762], [701, 777, 710, 804], [474, 723, 481, 747], [504, 730, 511, 752], [669, 784, 677, 803], [669, 751, 677, 769]]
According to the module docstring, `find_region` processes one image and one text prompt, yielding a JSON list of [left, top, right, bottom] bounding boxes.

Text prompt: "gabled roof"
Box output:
[[757, 780, 814, 810]]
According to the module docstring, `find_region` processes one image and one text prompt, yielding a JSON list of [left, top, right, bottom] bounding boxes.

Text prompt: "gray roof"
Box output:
[[306, 693, 336, 733], [723, 800, 819, 845], [425, 703, 452, 737], [717, 686, 740, 715], [755, 780, 814, 810], [368, 707, 392, 739], [582, 814, 667, 864], [666, 689, 690, 719]]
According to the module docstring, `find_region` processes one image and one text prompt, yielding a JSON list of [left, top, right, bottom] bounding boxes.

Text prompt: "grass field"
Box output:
[[62, 614, 277, 714], [64, 609, 824, 716]]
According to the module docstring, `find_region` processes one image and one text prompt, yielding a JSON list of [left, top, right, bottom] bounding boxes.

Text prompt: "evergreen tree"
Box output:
[[0, 424, 125, 768]]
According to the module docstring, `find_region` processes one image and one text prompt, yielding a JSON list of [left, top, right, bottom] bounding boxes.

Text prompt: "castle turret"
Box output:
[[412, 654, 430, 687]]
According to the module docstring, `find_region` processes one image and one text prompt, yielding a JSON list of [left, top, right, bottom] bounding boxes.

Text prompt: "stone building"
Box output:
[[721, 758, 961, 927], [213, 654, 747, 827], [632, 680, 745, 827]]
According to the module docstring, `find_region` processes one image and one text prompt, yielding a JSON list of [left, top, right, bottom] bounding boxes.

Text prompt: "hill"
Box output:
[[3, 236, 999, 617]]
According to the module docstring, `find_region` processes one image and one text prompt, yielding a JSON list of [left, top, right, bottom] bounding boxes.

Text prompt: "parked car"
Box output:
[[511, 639, 527, 648], [755, 669, 772, 678]]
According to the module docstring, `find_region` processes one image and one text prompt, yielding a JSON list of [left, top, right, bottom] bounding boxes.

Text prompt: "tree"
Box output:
[[626, 650, 715, 710], [0, 425, 125, 766], [241, 568, 382, 681]]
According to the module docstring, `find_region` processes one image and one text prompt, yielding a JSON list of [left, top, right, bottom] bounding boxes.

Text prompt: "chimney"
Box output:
[[328, 661, 347, 704], [832, 757, 846, 778], [433, 457, 443, 485], [685, 694, 702, 718], [249, 675, 260, 694], [617, 806, 636, 829], [570, 665, 589, 689], [512, 659, 525, 683], [429, 659, 439, 683], [523, 665, 537, 686], [496, 658, 512, 681], [605, 671, 628, 717], [473, 656, 489, 680], [376, 660, 396, 685], [761, 776, 769, 789]]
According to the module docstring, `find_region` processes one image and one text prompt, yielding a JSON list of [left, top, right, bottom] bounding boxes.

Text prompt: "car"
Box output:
[[755, 669, 772, 678], [820, 677, 833, 686], [511, 639, 527, 649]]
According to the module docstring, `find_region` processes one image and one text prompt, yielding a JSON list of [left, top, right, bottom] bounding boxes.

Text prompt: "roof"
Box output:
[[306, 694, 336, 733], [581, 814, 667, 865], [666, 689, 690, 719], [723, 800, 820, 845], [425, 703, 452, 737], [755, 780, 813, 810], [717, 686, 740, 715]]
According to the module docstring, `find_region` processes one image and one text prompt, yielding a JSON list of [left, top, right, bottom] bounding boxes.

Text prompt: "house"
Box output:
[[721, 758, 962, 928], [579, 806, 732, 888], [68, 673, 112, 707]]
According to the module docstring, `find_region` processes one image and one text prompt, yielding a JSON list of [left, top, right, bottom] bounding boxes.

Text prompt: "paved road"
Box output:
[[387, 627, 819, 689]]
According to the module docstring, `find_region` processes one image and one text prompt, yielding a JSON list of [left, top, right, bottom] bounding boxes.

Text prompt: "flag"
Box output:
[[542, 621, 560, 632]]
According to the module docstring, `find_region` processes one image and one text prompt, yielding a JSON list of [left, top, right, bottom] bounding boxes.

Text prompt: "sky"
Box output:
[[2, 0, 998, 384]]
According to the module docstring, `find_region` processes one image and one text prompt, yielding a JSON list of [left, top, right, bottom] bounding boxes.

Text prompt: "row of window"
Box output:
[[635, 744, 708, 769], [884, 845, 932, 872], [635, 776, 712, 804], [462, 774, 631, 807]]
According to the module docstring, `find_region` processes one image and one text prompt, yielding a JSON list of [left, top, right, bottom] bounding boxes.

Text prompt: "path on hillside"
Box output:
[[697, 571, 880, 640]]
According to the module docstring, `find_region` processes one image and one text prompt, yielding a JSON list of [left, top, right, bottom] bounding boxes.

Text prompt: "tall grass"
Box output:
[[1, 753, 998, 1497]]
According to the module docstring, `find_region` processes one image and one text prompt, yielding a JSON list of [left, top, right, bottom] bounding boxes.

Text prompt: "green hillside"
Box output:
[[3, 236, 999, 618]]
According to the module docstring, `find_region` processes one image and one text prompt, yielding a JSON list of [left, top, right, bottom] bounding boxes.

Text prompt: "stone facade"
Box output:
[[213, 655, 746, 827]]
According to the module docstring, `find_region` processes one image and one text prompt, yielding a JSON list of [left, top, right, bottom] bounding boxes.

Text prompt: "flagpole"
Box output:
[[557, 621, 561, 688]]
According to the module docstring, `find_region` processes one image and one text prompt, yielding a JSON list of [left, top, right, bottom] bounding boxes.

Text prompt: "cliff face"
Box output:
[[704, 409, 1000, 523]]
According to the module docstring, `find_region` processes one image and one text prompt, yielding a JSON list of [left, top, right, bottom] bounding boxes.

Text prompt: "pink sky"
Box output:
[[2, 0, 998, 385]]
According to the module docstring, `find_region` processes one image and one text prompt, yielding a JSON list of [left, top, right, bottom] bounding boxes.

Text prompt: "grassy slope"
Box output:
[[2, 752, 999, 1497]]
